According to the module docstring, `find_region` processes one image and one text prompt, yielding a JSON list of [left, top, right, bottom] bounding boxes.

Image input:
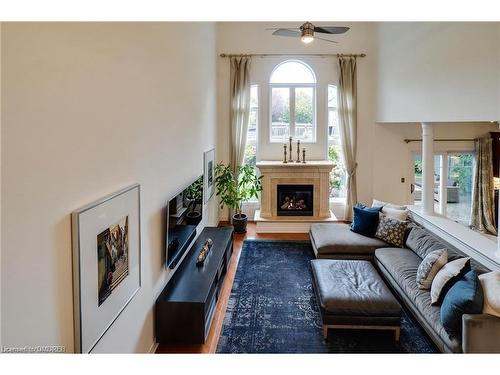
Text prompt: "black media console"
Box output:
[[155, 227, 234, 344]]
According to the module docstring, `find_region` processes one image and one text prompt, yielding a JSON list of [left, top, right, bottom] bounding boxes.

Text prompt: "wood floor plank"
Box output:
[[155, 222, 310, 354]]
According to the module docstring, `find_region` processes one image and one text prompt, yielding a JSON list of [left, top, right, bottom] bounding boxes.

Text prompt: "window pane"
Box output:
[[294, 87, 314, 141], [250, 86, 258, 108], [328, 109, 340, 142], [446, 153, 474, 225], [271, 87, 290, 142], [328, 144, 346, 198], [328, 85, 337, 108], [270, 61, 315, 84]]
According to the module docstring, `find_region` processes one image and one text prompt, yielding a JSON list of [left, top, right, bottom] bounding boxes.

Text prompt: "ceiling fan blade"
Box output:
[[265, 27, 300, 30], [314, 26, 350, 34], [314, 36, 338, 44], [272, 29, 301, 37]]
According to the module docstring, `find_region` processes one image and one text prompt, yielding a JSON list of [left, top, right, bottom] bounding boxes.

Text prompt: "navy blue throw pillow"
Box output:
[[440, 270, 484, 338], [351, 204, 381, 237]]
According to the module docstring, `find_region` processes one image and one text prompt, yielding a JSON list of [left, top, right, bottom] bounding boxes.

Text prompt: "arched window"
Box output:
[[269, 60, 316, 142]]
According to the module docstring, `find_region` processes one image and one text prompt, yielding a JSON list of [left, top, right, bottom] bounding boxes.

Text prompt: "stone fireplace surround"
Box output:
[[255, 160, 336, 232]]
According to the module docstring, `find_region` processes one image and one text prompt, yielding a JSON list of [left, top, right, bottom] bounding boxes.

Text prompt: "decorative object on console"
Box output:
[[351, 203, 381, 237], [215, 163, 263, 233], [478, 271, 500, 318], [416, 249, 448, 289], [440, 270, 484, 338], [283, 144, 287, 163], [71, 184, 141, 353], [374, 214, 408, 247], [196, 238, 213, 266], [289, 136, 293, 162], [204, 148, 215, 203], [296, 139, 301, 162], [302, 147, 306, 163], [430, 257, 471, 305]]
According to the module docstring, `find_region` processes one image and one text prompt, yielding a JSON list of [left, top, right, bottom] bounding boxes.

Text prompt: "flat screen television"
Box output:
[[165, 175, 204, 269]]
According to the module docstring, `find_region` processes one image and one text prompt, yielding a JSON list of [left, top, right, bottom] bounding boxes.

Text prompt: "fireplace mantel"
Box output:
[[256, 160, 335, 224]]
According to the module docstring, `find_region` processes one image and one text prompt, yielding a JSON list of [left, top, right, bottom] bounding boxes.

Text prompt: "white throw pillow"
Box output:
[[430, 257, 470, 304], [478, 271, 500, 318], [372, 199, 407, 211], [382, 206, 409, 221]]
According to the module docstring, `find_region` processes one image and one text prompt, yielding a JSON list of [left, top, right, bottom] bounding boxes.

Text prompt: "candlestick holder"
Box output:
[[283, 144, 288, 163], [296, 140, 301, 162], [302, 148, 306, 164], [289, 137, 293, 163]]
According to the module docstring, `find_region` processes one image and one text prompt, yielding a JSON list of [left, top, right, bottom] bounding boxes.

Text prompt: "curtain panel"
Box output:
[[471, 137, 497, 235], [229, 56, 252, 175], [337, 57, 358, 221]]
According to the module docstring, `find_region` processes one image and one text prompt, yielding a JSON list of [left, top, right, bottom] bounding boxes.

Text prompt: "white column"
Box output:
[[421, 122, 435, 215], [439, 153, 448, 216]]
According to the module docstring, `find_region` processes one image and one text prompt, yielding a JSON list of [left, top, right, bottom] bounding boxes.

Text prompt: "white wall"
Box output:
[[376, 22, 500, 122], [1, 22, 218, 353]]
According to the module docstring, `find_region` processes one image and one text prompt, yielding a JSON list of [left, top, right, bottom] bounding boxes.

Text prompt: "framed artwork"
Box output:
[[72, 184, 141, 353], [204, 148, 215, 203]]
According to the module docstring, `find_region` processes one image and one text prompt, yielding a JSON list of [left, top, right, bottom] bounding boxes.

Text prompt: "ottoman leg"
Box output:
[[323, 325, 329, 340], [394, 327, 400, 342]]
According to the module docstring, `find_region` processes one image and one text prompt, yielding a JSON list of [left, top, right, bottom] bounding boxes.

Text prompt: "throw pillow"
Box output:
[[416, 249, 448, 289], [351, 204, 381, 237], [382, 206, 409, 221], [440, 270, 484, 338], [371, 199, 407, 210], [430, 257, 471, 305], [478, 271, 500, 318], [374, 215, 408, 247]]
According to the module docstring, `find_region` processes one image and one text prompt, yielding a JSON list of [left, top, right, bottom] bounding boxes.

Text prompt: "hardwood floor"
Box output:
[[155, 222, 310, 354]]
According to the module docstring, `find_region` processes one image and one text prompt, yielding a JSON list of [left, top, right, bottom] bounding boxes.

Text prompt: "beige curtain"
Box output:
[[229, 56, 252, 175], [471, 137, 497, 234], [337, 57, 358, 221]]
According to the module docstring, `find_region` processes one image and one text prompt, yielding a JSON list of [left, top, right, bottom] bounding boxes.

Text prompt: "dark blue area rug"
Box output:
[[216, 240, 437, 353]]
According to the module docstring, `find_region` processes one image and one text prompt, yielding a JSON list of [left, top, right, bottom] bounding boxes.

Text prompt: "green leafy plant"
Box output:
[[214, 163, 263, 217], [185, 176, 203, 202]]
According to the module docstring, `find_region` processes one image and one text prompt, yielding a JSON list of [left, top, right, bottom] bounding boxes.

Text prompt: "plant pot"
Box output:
[[186, 211, 202, 225], [232, 213, 248, 234]]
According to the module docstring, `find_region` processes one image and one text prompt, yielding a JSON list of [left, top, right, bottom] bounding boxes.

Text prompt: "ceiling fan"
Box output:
[[266, 22, 349, 44]]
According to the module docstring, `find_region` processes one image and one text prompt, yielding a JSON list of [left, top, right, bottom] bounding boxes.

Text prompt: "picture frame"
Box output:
[[71, 184, 141, 353], [204, 148, 215, 204]]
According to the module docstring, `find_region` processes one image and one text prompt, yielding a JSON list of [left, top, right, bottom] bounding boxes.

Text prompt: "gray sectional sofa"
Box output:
[[309, 222, 500, 353]]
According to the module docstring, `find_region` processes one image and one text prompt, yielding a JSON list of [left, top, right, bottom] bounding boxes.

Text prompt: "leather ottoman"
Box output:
[[310, 259, 402, 341]]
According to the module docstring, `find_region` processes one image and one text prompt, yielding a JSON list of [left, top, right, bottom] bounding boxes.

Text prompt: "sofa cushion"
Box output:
[[375, 247, 462, 352], [405, 226, 447, 259], [374, 215, 408, 247], [310, 223, 389, 256], [416, 249, 448, 289], [351, 204, 381, 237], [310, 259, 401, 317], [479, 271, 500, 318], [441, 270, 484, 338], [430, 257, 471, 305]]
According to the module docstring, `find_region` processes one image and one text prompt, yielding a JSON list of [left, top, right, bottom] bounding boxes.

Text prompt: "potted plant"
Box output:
[[214, 163, 263, 233], [185, 176, 203, 225]]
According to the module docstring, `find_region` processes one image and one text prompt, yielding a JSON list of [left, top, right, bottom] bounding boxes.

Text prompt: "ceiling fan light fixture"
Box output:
[[300, 22, 314, 44]]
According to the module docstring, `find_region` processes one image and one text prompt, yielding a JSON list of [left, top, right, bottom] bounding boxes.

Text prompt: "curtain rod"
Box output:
[[404, 138, 475, 144], [219, 53, 366, 58]]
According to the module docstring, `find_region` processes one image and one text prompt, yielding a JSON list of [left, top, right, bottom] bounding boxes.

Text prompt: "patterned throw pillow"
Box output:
[[416, 249, 448, 289], [374, 214, 408, 247]]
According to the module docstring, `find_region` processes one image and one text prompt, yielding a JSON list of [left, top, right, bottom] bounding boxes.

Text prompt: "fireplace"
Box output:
[[276, 184, 314, 216]]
